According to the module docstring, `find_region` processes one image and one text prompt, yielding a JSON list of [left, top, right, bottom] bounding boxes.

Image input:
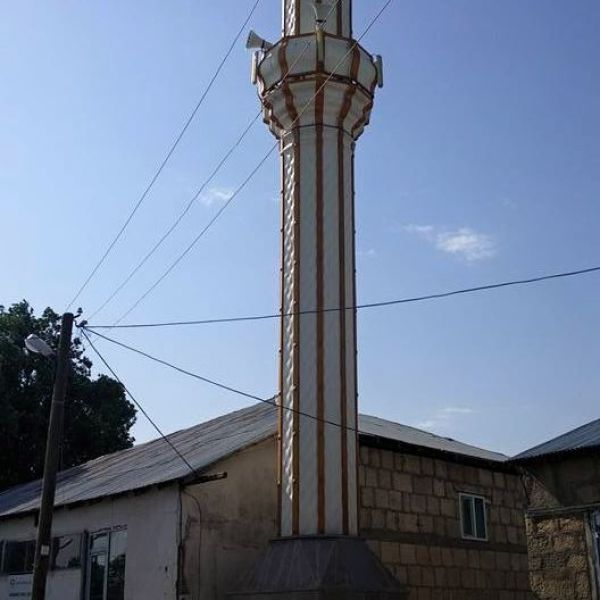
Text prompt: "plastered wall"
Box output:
[[0, 485, 179, 600]]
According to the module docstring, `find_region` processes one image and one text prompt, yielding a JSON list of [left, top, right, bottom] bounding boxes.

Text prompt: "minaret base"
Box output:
[[229, 536, 408, 600]]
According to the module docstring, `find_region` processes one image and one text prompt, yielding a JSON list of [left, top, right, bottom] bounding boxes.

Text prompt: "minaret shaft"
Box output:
[[279, 125, 358, 535], [255, 0, 378, 538]]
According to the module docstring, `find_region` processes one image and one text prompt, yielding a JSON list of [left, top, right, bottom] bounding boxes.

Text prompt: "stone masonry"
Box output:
[[358, 444, 533, 599], [526, 513, 595, 600], [519, 451, 600, 599]]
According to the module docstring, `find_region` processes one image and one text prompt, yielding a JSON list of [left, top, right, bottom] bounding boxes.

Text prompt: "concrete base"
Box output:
[[229, 536, 408, 600]]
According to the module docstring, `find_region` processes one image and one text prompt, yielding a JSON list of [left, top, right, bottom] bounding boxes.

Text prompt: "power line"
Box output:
[[111, 144, 276, 326], [84, 264, 600, 330], [86, 111, 262, 322], [88, 1, 343, 322], [65, 0, 262, 313], [80, 325, 364, 436], [108, 0, 393, 326], [79, 327, 198, 476]]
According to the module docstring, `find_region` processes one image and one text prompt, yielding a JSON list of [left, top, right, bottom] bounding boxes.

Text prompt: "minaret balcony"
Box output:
[[255, 33, 379, 139]]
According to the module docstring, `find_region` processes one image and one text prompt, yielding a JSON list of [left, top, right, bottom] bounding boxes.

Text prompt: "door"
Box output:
[[85, 530, 127, 600]]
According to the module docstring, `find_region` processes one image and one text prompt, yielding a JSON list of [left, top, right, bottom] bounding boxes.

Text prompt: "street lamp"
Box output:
[[25, 334, 55, 358], [27, 313, 74, 600]]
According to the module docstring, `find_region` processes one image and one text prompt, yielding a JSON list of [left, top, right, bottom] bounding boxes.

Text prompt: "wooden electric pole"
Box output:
[[31, 312, 74, 600]]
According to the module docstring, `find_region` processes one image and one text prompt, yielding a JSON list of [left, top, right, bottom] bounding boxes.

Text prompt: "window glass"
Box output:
[[461, 496, 474, 537], [474, 497, 487, 539], [107, 530, 127, 600], [2, 540, 35, 575], [90, 532, 108, 553], [52, 534, 82, 569], [89, 553, 106, 600], [24, 541, 35, 573], [460, 494, 487, 540]]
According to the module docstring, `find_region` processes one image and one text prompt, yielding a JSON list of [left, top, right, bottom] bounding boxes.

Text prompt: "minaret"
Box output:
[[255, 0, 378, 538], [233, 2, 406, 597]]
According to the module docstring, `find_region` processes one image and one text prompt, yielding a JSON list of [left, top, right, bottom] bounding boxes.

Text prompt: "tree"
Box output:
[[0, 301, 136, 492]]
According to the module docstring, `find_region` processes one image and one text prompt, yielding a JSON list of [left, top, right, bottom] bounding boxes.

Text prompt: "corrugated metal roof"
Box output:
[[358, 414, 507, 463], [513, 418, 600, 461], [0, 402, 507, 518]]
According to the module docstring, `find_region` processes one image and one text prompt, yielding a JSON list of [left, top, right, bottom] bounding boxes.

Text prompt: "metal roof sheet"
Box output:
[[513, 417, 600, 461], [358, 414, 507, 463], [0, 402, 507, 518]]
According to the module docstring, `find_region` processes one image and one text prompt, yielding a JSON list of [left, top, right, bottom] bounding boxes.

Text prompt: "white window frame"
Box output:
[[459, 492, 489, 541]]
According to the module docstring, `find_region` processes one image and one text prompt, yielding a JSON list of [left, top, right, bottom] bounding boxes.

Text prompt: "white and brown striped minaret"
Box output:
[[253, 0, 380, 538], [234, 3, 406, 597]]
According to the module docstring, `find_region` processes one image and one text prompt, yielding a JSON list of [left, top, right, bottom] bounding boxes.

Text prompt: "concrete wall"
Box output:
[[521, 453, 600, 600], [358, 444, 533, 600], [0, 485, 180, 600], [179, 437, 278, 600]]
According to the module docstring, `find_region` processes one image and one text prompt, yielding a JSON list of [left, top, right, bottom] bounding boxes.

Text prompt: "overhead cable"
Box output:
[[109, 0, 394, 326], [65, 0, 262, 312], [84, 264, 600, 330], [80, 327, 198, 476], [88, 0, 343, 322], [80, 325, 364, 435]]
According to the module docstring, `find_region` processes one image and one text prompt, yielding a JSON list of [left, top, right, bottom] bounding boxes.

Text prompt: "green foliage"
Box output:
[[0, 301, 136, 491]]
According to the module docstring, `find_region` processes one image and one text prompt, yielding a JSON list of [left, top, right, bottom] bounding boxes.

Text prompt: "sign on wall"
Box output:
[[7, 574, 32, 599]]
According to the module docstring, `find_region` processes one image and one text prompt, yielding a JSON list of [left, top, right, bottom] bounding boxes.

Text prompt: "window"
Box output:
[[51, 534, 82, 570], [1, 540, 36, 575], [107, 529, 126, 600], [459, 493, 488, 541], [86, 528, 127, 600]]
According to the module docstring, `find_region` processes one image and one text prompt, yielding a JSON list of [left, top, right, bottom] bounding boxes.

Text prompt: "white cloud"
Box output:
[[440, 407, 475, 415], [357, 248, 377, 258], [416, 406, 475, 432], [403, 224, 435, 236], [404, 224, 496, 262], [436, 228, 496, 261], [199, 186, 233, 207]]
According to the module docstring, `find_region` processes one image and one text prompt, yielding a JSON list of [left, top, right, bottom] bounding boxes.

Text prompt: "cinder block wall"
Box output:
[[526, 513, 594, 600], [357, 444, 533, 600]]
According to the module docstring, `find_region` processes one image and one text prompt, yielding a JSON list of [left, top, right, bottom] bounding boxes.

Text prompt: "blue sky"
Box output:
[[1, 0, 599, 456]]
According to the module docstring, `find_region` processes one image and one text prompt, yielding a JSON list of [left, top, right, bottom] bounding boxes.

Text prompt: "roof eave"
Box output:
[[511, 443, 600, 465], [359, 433, 515, 473]]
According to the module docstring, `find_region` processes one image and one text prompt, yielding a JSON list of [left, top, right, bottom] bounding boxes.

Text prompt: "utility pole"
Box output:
[[31, 312, 74, 600]]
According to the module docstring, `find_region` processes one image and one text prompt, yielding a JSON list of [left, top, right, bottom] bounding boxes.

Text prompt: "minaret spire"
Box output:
[[254, 0, 379, 537]]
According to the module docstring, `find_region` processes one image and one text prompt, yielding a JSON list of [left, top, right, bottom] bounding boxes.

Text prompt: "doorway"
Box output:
[[85, 528, 127, 600]]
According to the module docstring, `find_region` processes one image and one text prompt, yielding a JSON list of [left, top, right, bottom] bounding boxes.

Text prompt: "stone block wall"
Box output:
[[520, 453, 600, 599], [526, 513, 596, 599], [358, 444, 533, 599]]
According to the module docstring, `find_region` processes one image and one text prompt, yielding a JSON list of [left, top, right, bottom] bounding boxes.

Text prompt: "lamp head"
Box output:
[[25, 334, 54, 358]]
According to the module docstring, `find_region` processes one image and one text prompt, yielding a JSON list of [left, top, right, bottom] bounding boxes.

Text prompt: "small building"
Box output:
[[0, 403, 532, 600], [514, 419, 600, 599]]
